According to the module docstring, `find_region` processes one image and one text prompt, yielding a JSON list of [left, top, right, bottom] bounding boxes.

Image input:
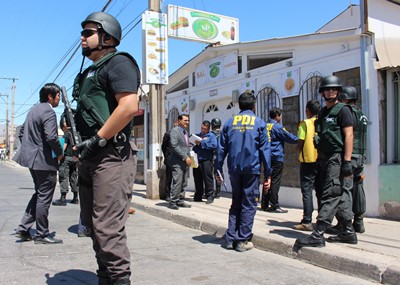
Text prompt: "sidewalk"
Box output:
[[131, 183, 400, 285]]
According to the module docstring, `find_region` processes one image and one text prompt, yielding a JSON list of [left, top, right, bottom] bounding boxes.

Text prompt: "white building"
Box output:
[[164, 1, 400, 219]]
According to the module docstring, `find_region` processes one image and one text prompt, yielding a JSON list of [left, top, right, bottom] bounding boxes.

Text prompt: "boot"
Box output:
[[52, 194, 67, 206], [214, 185, 221, 199], [353, 215, 365, 233], [111, 276, 130, 285], [325, 223, 342, 235], [295, 222, 327, 248], [70, 193, 79, 204], [327, 220, 358, 244]]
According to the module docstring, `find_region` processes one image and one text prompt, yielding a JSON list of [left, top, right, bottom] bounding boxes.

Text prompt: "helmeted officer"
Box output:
[[295, 75, 357, 248], [215, 91, 272, 252], [73, 12, 140, 285], [339, 86, 368, 233], [211, 118, 222, 198]]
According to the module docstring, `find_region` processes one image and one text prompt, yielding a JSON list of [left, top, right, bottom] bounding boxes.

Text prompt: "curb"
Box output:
[[132, 201, 400, 284]]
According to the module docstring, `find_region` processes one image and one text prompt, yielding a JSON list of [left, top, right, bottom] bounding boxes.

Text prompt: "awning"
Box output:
[[368, 0, 400, 69]]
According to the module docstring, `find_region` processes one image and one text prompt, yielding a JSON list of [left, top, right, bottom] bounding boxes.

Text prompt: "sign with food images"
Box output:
[[167, 5, 239, 45], [281, 69, 299, 98], [142, 10, 168, 84], [194, 50, 238, 85]]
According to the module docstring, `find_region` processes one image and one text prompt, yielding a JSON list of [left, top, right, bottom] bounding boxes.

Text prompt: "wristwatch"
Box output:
[[96, 135, 108, 147]]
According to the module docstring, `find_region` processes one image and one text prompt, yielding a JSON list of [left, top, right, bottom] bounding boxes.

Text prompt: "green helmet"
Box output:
[[318, 75, 342, 93], [82, 12, 122, 45], [339, 86, 358, 101]]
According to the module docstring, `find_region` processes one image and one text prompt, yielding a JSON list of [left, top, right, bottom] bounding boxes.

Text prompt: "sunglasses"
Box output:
[[323, 87, 340, 92], [80, 29, 98, 38]]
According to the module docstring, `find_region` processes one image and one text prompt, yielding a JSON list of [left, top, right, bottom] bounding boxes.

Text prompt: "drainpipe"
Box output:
[[360, 0, 370, 117]]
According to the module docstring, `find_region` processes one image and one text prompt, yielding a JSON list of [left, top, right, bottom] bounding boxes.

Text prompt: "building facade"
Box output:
[[164, 2, 400, 219]]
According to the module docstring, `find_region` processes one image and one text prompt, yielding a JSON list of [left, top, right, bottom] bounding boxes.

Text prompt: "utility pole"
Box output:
[[0, 77, 18, 161], [0, 93, 9, 151], [146, 0, 166, 199]]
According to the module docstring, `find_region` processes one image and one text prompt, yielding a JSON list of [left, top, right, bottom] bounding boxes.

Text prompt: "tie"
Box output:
[[183, 130, 189, 146]]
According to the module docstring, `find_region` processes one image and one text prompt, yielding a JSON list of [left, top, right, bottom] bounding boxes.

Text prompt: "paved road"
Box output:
[[0, 163, 378, 284]]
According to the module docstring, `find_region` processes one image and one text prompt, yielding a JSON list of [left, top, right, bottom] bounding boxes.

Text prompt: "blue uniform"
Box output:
[[216, 109, 272, 243], [192, 131, 217, 161], [267, 119, 298, 162], [192, 131, 217, 201], [262, 119, 298, 211]]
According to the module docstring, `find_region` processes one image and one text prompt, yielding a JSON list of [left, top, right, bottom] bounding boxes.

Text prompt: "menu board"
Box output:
[[167, 5, 239, 45], [142, 11, 168, 85]]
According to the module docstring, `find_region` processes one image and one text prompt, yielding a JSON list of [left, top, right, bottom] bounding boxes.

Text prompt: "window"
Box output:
[[247, 52, 292, 71], [206, 104, 218, 113]]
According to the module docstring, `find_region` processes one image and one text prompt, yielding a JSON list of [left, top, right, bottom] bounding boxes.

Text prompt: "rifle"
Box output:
[[61, 86, 82, 147]]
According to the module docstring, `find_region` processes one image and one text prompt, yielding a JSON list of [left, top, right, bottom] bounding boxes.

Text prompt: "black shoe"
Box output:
[[168, 203, 179, 210], [176, 201, 191, 208], [295, 232, 326, 248], [15, 231, 33, 242], [327, 233, 358, 244], [52, 198, 67, 206], [206, 199, 214, 204], [70, 198, 79, 204], [193, 198, 203, 202], [34, 236, 63, 244], [266, 206, 288, 213]]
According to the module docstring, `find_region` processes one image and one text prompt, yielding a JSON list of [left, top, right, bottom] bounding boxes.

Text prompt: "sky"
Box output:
[[0, 0, 359, 127]]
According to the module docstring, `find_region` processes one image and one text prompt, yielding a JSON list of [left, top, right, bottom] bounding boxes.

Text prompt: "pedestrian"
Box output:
[[74, 12, 140, 285], [52, 114, 79, 206], [295, 75, 357, 248], [216, 90, 272, 252], [192, 120, 217, 204], [293, 100, 321, 231], [161, 120, 178, 201], [261, 107, 298, 213], [14, 83, 63, 244], [168, 114, 192, 210], [211, 118, 222, 198]]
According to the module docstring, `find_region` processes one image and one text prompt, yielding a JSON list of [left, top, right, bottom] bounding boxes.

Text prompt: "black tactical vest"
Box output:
[[315, 102, 347, 154], [73, 52, 140, 138], [351, 105, 368, 155]]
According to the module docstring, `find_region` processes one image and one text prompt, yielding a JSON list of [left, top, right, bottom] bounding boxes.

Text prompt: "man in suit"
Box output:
[[161, 120, 178, 201], [15, 83, 63, 244], [168, 114, 192, 210]]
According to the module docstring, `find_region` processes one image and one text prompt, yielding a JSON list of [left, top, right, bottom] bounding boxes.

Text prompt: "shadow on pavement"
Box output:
[[45, 269, 97, 284], [192, 234, 223, 245], [266, 219, 298, 229]]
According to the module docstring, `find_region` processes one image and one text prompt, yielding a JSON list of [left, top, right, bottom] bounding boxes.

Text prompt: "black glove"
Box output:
[[75, 135, 106, 161], [341, 160, 353, 177]]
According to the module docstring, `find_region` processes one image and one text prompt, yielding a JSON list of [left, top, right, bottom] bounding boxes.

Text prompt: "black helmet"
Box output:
[[339, 86, 358, 101], [318, 75, 342, 93], [211, 118, 222, 128], [82, 12, 122, 45]]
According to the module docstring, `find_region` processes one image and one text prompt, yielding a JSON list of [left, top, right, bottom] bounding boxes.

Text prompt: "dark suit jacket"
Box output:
[[169, 126, 190, 168], [17, 102, 62, 171]]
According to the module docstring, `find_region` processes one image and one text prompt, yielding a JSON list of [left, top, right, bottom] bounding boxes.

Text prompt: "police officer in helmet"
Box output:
[[211, 118, 222, 198], [339, 86, 368, 233], [74, 12, 140, 285], [295, 75, 358, 248]]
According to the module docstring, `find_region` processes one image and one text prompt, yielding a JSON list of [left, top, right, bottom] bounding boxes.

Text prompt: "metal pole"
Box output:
[[0, 77, 18, 161], [146, 0, 165, 199], [9, 80, 16, 161], [0, 93, 9, 151]]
